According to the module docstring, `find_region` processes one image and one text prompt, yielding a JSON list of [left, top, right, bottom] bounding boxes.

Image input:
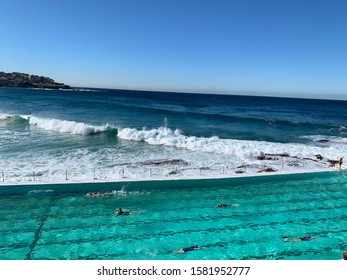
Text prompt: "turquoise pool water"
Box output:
[[0, 172, 346, 260]]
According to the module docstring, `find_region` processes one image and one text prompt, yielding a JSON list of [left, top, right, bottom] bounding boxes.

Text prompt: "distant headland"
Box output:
[[0, 71, 71, 89]]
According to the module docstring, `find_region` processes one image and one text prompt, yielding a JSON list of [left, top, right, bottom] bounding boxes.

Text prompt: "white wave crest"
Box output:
[[117, 127, 183, 143], [117, 126, 346, 160], [20, 114, 31, 120], [0, 113, 14, 120], [29, 116, 108, 135]]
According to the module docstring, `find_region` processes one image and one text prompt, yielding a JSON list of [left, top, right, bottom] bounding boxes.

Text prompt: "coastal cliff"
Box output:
[[0, 71, 71, 89]]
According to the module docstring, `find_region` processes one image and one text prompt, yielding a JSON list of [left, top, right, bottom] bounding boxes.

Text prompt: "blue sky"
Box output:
[[1, 0, 346, 99]]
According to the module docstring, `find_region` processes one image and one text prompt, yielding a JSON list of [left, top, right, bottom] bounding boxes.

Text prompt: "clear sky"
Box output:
[[1, 0, 346, 99]]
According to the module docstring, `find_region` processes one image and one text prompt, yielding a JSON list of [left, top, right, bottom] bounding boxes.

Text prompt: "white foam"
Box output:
[[29, 116, 109, 135], [117, 127, 182, 143], [0, 113, 11, 120], [117, 126, 346, 160], [20, 114, 31, 120], [1, 124, 346, 185]]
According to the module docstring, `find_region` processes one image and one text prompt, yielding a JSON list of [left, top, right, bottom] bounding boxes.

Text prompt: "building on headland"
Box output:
[[0, 71, 71, 89]]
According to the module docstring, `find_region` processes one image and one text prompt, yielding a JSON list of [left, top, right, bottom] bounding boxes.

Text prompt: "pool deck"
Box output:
[[0, 167, 339, 189]]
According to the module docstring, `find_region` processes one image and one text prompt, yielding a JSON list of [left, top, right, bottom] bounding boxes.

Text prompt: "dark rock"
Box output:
[[317, 139, 329, 143], [315, 154, 323, 160], [257, 154, 266, 160], [264, 153, 290, 157], [200, 167, 210, 170], [142, 159, 187, 166], [257, 155, 273, 160], [257, 168, 276, 173], [235, 170, 244, 174], [328, 159, 339, 164]]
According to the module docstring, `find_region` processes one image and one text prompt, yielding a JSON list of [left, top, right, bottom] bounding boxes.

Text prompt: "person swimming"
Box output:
[[299, 236, 312, 241], [115, 207, 137, 216], [86, 191, 114, 197], [343, 250, 347, 260], [217, 202, 228, 207], [283, 235, 316, 242], [86, 192, 102, 197], [173, 245, 200, 254], [115, 207, 130, 216]]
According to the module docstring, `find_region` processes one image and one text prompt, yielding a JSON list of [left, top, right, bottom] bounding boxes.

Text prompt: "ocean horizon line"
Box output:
[[70, 86, 347, 102]]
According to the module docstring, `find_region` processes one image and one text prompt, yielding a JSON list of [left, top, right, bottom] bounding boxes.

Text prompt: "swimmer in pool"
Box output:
[[217, 202, 239, 207], [115, 208, 131, 216], [115, 208, 139, 216], [217, 202, 228, 207], [173, 245, 200, 254], [86, 192, 101, 197], [283, 236, 316, 242]]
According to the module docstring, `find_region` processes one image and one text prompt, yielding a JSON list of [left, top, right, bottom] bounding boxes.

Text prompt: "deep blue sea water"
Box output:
[[0, 88, 346, 260], [0, 88, 346, 182]]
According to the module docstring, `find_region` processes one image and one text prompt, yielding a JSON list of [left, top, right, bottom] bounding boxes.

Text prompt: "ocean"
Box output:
[[0, 88, 346, 183], [0, 88, 347, 260]]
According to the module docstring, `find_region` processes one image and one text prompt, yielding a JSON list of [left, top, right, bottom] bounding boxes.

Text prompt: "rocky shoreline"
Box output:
[[0, 71, 71, 89]]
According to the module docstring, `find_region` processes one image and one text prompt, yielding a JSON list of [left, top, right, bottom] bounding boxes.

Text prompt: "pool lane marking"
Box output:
[[25, 201, 53, 260]]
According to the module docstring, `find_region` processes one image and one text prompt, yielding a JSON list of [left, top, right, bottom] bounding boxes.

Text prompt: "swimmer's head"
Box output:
[[343, 251, 347, 260]]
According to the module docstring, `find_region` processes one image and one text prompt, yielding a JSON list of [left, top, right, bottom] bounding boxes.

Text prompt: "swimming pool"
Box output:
[[0, 171, 346, 260]]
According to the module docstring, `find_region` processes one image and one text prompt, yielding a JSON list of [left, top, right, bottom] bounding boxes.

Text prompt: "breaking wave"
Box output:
[[0, 114, 114, 136], [117, 126, 346, 160], [29, 116, 110, 136], [0, 113, 30, 126]]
